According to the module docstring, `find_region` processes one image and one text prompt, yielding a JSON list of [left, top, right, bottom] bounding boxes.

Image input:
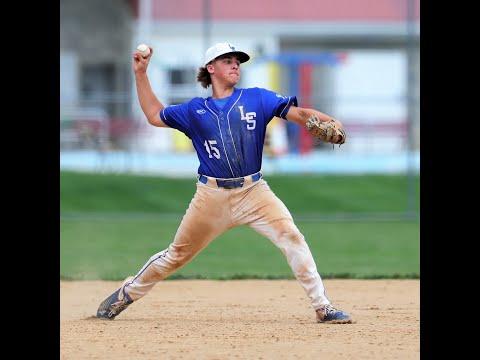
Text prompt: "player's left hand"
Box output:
[[305, 115, 346, 145]]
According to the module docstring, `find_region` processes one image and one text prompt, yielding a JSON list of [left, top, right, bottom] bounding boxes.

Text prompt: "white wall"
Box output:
[[333, 50, 407, 153], [334, 50, 406, 122]]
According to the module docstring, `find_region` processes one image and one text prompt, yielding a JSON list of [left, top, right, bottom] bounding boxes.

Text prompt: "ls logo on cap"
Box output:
[[228, 44, 236, 51]]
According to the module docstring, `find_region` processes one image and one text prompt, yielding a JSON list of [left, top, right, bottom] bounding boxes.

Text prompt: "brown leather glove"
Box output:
[[305, 115, 346, 145]]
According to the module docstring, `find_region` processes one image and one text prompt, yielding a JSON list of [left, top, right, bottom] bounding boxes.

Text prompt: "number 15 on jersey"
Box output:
[[204, 140, 220, 159]]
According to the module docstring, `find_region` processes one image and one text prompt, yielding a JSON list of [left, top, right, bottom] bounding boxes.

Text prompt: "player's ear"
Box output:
[[206, 63, 215, 74]]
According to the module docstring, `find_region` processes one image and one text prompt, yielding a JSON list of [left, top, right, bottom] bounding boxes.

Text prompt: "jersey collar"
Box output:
[[206, 87, 241, 114]]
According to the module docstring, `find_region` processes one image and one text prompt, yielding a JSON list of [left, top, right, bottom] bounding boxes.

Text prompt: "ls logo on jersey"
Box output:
[[238, 106, 256, 130]]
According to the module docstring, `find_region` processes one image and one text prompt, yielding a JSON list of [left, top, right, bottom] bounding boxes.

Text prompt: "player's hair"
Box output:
[[196, 66, 211, 88], [197, 55, 239, 88]]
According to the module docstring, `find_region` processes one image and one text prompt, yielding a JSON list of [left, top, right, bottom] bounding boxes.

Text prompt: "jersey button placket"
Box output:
[[218, 112, 237, 177]]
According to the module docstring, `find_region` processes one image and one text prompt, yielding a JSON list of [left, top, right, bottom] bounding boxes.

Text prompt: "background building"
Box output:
[[60, 0, 420, 174]]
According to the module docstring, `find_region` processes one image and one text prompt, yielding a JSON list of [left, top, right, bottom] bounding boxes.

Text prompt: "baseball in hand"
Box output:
[[136, 44, 151, 58]]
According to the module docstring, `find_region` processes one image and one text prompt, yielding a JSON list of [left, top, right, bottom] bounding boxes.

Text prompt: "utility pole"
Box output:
[[406, 0, 418, 217], [203, 0, 211, 53]]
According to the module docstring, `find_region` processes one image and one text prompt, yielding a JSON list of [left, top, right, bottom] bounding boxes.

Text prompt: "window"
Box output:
[[168, 68, 196, 85]]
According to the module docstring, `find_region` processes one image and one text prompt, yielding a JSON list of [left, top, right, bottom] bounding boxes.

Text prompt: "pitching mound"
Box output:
[[61, 279, 419, 359]]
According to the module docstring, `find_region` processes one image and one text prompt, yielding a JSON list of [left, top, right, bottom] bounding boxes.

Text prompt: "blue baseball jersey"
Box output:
[[160, 87, 298, 178]]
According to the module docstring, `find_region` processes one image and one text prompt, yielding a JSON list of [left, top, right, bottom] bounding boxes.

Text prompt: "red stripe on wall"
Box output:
[[148, 0, 420, 21], [299, 63, 314, 154]]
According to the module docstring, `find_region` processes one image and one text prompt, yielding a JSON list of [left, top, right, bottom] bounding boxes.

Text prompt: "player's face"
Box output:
[[210, 55, 241, 85]]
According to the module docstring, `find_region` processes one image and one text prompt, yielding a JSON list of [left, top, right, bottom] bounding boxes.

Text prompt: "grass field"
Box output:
[[60, 171, 419, 280]]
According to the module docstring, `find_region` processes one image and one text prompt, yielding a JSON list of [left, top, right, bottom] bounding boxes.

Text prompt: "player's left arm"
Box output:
[[285, 106, 343, 129]]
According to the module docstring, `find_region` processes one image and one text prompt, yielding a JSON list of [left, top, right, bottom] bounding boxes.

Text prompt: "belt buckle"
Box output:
[[217, 178, 245, 189]]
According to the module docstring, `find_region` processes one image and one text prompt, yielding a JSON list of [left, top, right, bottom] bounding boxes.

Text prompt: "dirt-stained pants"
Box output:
[[123, 177, 331, 310]]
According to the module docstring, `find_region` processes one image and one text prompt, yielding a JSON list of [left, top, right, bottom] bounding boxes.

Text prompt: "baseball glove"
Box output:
[[305, 115, 346, 145]]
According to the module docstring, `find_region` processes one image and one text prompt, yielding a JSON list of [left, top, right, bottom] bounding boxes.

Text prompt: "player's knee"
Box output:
[[288, 231, 306, 246], [167, 245, 194, 269], [277, 223, 305, 246]]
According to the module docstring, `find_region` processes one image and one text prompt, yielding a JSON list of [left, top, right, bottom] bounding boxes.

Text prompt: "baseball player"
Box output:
[[96, 42, 351, 324]]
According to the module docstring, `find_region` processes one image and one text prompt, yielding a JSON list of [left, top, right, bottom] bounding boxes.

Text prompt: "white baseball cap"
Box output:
[[204, 42, 250, 66]]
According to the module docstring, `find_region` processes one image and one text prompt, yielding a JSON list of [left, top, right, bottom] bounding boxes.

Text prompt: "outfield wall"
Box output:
[[60, 150, 420, 177]]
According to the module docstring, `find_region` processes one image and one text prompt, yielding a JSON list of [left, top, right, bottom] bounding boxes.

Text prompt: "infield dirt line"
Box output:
[[61, 279, 419, 360]]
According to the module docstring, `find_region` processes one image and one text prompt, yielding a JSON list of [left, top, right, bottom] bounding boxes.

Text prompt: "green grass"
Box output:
[[60, 171, 419, 214], [60, 171, 419, 280], [60, 218, 419, 280]]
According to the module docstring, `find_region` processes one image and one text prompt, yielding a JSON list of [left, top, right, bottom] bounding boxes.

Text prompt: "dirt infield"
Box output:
[[60, 279, 419, 359]]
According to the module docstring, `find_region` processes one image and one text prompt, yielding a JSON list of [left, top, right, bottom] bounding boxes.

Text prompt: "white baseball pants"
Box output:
[[123, 177, 331, 310]]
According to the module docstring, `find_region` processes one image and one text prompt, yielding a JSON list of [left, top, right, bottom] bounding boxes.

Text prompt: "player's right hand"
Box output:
[[133, 47, 153, 74]]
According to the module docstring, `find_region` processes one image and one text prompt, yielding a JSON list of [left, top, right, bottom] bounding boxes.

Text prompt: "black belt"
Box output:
[[198, 172, 262, 189]]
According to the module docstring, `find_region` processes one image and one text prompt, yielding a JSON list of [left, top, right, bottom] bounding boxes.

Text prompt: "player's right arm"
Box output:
[[133, 47, 169, 128]]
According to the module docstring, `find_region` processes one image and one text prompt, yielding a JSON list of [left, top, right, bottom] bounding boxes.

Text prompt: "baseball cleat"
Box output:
[[316, 304, 353, 324], [96, 277, 134, 320]]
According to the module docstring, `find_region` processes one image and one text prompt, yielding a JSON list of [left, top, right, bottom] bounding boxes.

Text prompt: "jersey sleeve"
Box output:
[[159, 101, 191, 137], [259, 88, 298, 122]]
